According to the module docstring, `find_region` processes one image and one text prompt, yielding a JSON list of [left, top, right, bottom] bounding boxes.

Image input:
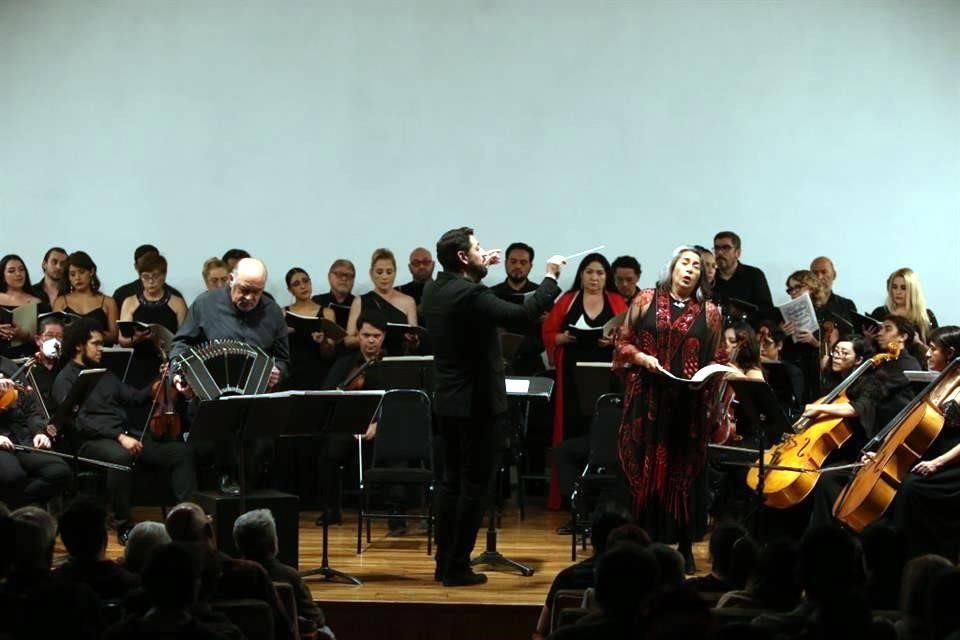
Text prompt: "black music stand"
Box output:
[[471, 376, 554, 577], [100, 347, 134, 383], [375, 356, 434, 391], [283, 390, 385, 585], [574, 362, 617, 418]]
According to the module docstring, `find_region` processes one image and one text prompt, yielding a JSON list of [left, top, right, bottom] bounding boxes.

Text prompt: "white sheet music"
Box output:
[[655, 362, 739, 384], [778, 292, 819, 337], [505, 378, 530, 394]]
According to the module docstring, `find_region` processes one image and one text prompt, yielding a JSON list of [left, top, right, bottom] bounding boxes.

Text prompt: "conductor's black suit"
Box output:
[[422, 270, 559, 581]]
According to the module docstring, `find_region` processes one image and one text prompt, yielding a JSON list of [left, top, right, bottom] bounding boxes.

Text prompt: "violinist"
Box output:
[[889, 325, 960, 559], [805, 316, 921, 529], [0, 355, 70, 507], [52, 319, 195, 543], [317, 313, 388, 524]]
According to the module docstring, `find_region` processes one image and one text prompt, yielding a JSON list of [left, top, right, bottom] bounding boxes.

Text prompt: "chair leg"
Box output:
[[426, 485, 434, 556], [366, 512, 371, 542], [571, 483, 578, 562], [356, 488, 364, 555]]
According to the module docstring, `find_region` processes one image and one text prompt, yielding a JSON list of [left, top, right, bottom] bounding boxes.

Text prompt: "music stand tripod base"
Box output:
[[471, 525, 535, 576], [300, 514, 362, 586]]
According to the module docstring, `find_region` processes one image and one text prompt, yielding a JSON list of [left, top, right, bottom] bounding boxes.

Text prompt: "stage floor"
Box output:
[[101, 503, 710, 608]]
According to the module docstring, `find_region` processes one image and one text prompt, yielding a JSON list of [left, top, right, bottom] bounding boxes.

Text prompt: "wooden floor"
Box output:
[[103, 503, 710, 607]]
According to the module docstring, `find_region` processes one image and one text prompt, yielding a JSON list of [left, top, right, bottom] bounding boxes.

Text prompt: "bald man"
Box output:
[[810, 256, 858, 327], [170, 257, 290, 493], [397, 247, 435, 306]]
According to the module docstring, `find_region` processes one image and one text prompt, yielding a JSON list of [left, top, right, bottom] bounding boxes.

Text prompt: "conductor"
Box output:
[[421, 227, 564, 587]]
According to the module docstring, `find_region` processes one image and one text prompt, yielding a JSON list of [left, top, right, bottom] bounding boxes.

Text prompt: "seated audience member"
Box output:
[[534, 509, 632, 640], [647, 543, 686, 589], [202, 257, 230, 290], [234, 509, 334, 640], [312, 259, 357, 329], [53, 319, 195, 542], [105, 542, 238, 640], [397, 247, 435, 308], [53, 251, 120, 344], [641, 584, 715, 640], [117, 251, 188, 389], [7, 505, 58, 590], [52, 498, 141, 601], [112, 245, 185, 308], [0, 254, 46, 359], [928, 568, 960, 640], [610, 255, 642, 303], [686, 522, 751, 594], [164, 502, 295, 640], [894, 554, 953, 640], [122, 521, 171, 574], [30, 246, 68, 306], [345, 249, 418, 354], [717, 538, 802, 611], [548, 543, 661, 640], [221, 248, 251, 272], [861, 521, 906, 611], [871, 267, 937, 344], [0, 355, 70, 507]]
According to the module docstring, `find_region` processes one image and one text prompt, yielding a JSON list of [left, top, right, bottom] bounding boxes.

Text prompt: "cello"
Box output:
[[745, 346, 899, 508], [832, 358, 960, 532]]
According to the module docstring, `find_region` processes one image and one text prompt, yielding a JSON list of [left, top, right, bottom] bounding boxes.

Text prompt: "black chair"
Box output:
[[569, 393, 622, 561], [357, 389, 435, 555]]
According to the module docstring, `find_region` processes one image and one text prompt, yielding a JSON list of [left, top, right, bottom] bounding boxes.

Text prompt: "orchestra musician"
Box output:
[[614, 246, 726, 573], [888, 325, 960, 559], [52, 319, 195, 543], [0, 356, 71, 507]]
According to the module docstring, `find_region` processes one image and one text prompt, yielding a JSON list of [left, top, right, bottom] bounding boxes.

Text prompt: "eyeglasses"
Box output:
[[140, 272, 164, 283], [831, 349, 854, 358], [786, 284, 805, 294]]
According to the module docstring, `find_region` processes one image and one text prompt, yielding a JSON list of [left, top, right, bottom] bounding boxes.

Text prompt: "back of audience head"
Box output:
[[728, 533, 760, 590], [165, 502, 214, 546], [123, 521, 172, 573], [798, 526, 865, 602], [861, 521, 906, 599], [643, 584, 715, 640], [605, 523, 651, 551], [931, 568, 960, 640], [900, 554, 952, 619], [589, 507, 632, 555], [233, 508, 278, 563], [709, 521, 750, 579], [11, 505, 58, 573], [142, 542, 200, 611], [749, 538, 802, 611], [648, 543, 686, 588], [594, 542, 660, 621], [59, 498, 108, 561]]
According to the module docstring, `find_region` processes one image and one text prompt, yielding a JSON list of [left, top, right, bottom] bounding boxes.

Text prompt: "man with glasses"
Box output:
[[398, 247, 436, 308], [312, 259, 357, 330], [711, 231, 773, 310]]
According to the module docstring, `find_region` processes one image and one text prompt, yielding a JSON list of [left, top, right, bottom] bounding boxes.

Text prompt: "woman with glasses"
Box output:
[[781, 270, 830, 403], [870, 268, 938, 344], [53, 251, 119, 345], [117, 251, 187, 389]]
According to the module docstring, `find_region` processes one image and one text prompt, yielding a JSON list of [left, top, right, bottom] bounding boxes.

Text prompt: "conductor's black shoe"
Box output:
[[219, 475, 240, 496], [116, 523, 134, 546], [442, 570, 488, 587]]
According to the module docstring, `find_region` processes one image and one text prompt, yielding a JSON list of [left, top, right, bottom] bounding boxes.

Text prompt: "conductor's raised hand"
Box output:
[[546, 255, 566, 279], [482, 249, 502, 267]]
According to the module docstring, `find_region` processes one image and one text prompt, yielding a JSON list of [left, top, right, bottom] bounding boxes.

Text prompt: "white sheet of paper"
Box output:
[[655, 362, 739, 384], [778, 292, 819, 337], [505, 378, 531, 394]]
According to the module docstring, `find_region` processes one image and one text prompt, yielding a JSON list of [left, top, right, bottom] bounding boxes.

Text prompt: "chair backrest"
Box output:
[[371, 389, 433, 467], [551, 589, 589, 632], [588, 393, 622, 468], [213, 599, 275, 640], [273, 582, 300, 640]]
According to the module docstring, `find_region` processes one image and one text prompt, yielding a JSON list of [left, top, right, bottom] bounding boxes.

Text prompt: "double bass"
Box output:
[[745, 346, 898, 508], [833, 358, 960, 532]]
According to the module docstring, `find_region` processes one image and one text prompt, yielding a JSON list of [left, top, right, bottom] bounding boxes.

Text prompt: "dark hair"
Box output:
[[38, 315, 67, 335], [284, 267, 308, 288], [837, 334, 875, 362], [60, 318, 101, 366], [142, 542, 199, 610], [594, 543, 661, 618], [657, 246, 712, 302], [590, 507, 632, 554], [860, 521, 905, 610], [60, 251, 101, 294], [356, 311, 388, 334], [749, 538, 802, 610], [714, 231, 742, 250], [885, 315, 917, 345], [135, 251, 167, 275], [436, 227, 474, 272], [929, 325, 960, 361], [504, 242, 534, 263], [133, 244, 159, 261], [58, 499, 108, 560], [709, 522, 750, 578], [798, 525, 865, 601], [568, 252, 616, 294], [729, 321, 761, 371], [758, 320, 787, 346], [221, 248, 250, 263], [0, 254, 32, 294], [610, 255, 641, 276], [42, 247, 67, 265]]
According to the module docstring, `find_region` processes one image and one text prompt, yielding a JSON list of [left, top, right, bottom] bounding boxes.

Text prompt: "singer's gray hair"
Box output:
[[657, 246, 707, 301]]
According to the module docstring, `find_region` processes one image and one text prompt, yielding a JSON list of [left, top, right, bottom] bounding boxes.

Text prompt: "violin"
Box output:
[[0, 355, 39, 414], [832, 357, 960, 532], [745, 344, 900, 508], [145, 366, 183, 441], [338, 356, 380, 391]]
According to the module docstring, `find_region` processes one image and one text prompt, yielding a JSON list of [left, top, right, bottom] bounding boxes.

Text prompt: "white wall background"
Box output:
[[1, 0, 957, 317]]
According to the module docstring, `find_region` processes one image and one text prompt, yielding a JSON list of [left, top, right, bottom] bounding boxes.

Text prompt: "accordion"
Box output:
[[174, 340, 274, 401]]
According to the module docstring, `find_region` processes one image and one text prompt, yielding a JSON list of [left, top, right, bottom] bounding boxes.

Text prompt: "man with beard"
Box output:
[[53, 319, 195, 542], [711, 230, 773, 310], [491, 242, 545, 375], [397, 247, 436, 308], [421, 227, 563, 586], [30, 247, 68, 306]]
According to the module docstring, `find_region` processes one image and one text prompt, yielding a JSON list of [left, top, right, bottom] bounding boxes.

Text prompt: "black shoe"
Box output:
[[682, 549, 696, 575], [443, 570, 488, 587], [117, 523, 134, 546], [434, 566, 444, 582], [219, 475, 240, 496]]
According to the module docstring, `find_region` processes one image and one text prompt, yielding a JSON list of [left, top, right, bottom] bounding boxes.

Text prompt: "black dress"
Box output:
[[284, 306, 331, 390], [126, 290, 179, 388], [63, 296, 110, 333], [359, 292, 409, 355], [561, 294, 616, 440]]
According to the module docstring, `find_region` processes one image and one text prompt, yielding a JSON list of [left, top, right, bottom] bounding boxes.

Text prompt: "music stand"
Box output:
[[722, 380, 795, 540], [100, 347, 134, 383], [574, 362, 616, 418], [471, 376, 554, 577], [376, 356, 434, 391]]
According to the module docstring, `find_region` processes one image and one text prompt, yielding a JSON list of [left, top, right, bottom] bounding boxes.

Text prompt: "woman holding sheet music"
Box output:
[[780, 270, 829, 404], [613, 246, 725, 573], [0, 254, 46, 359], [345, 248, 418, 356], [542, 252, 626, 510], [283, 267, 337, 390]]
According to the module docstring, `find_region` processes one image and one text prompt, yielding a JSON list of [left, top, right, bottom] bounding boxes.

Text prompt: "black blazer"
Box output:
[[421, 271, 559, 418]]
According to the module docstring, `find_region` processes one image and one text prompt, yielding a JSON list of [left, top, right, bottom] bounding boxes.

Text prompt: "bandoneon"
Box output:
[[174, 340, 273, 401]]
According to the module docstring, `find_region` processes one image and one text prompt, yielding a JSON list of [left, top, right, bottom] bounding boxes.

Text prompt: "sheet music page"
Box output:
[[655, 362, 739, 384], [777, 292, 819, 337], [505, 378, 531, 394]]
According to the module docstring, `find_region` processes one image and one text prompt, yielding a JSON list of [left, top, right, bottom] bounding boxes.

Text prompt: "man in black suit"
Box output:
[[421, 226, 564, 586]]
